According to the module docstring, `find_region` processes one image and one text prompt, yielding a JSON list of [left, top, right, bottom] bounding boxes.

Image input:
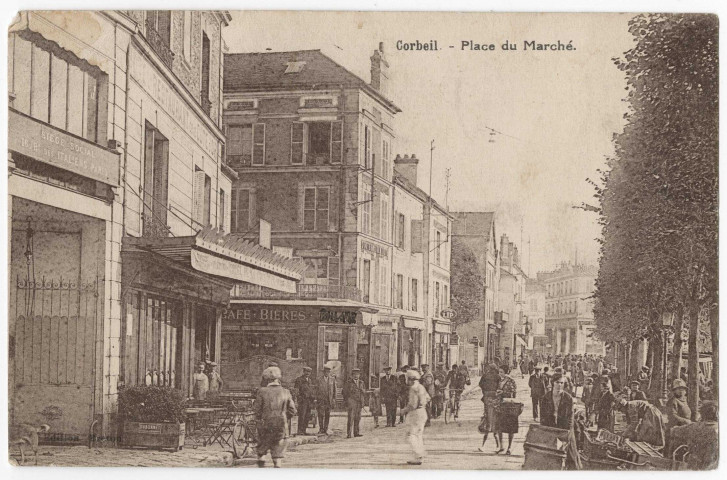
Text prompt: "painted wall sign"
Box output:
[[191, 249, 297, 293], [9, 109, 120, 185], [362, 240, 389, 258]]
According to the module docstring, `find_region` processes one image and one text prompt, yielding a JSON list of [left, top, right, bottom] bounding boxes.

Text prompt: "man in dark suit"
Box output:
[[528, 366, 547, 421], [342, 368, 366, 438], [540, 373, 574, 430], [316, 365, 336, 434], [380, 366, 399, 427], [294, 366, 316, 435]]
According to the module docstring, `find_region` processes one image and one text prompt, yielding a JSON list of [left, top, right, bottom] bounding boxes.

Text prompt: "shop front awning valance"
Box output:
[[123, 227, 305, 293]]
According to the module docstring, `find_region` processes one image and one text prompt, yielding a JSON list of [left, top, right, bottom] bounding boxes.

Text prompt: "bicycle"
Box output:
[[444, 388, 464, 424], [228, 401, 258, 459]]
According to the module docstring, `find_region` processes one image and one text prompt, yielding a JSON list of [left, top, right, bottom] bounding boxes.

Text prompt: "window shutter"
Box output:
[[303, 187, 316, 230], [331, 121, 343, 163], [373, 128, 382, 176], [328, 256, 340, 286], [316, 187, 329, 231], [371, 189, 381, 238], [411, 220, 423, 253], [193, 169, 206, 225], [230, 189, 238, 232], [252, 123, 265, 165], [291, 122, 304, 164]]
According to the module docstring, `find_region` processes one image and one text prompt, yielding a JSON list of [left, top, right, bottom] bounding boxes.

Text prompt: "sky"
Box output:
[[222, 11, 635, 276]]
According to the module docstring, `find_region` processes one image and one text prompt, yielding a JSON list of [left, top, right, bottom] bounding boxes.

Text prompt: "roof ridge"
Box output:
[[225, 49, 322, 56]]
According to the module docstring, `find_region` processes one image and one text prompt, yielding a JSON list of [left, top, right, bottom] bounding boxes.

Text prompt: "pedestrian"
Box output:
[[582, 377, 594, 419], [519, 358, 528, 379], [528, 358, 535, 375], [478, 362, 501, 452], [342, 368, 366, 438], [381, 366, 399, 427], [596, 375, 616, 432], [615, 396, 665, 446], [528, 366, 546, 421], [666, 379, 692, 434], [293, 367, 315, 435], [495, 364, 519, 455], [254, 366, 297, 468], [667, 401, 718, 470], [398, 368, 409, 424], [629, 380, 647, 401], [192, 363, 209, 401], [316, 365, 336, 435], [369, 373, 382, 428], [420, 364, 435, 426], [433, 363, 447, 418], [542, 365, 552, 391], [540, 373, 581, 470], [400, 369, 430, 465], [207, 362, 223, 400]]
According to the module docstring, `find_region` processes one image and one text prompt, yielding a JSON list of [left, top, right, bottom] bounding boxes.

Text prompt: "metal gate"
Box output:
[[9, 275, 100, 436]]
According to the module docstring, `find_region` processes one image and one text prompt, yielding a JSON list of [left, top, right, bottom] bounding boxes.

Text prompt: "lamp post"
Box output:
[[660, 312, 675, 405]]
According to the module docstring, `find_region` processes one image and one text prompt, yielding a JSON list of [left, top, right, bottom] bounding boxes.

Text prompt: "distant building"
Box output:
[[523, 279, 547, 354], [537, 262, 603, 355], [498, 234, 527, 365]]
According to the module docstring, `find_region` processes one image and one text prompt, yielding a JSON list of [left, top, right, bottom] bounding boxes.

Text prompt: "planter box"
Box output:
[[122, 421, 185, 451]]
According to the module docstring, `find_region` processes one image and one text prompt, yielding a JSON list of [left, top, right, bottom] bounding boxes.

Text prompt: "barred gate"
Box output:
[[10, 276, 100, 432]]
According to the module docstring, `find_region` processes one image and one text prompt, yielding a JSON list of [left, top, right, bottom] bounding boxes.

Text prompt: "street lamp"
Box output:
[[660, 312, 675, 405]]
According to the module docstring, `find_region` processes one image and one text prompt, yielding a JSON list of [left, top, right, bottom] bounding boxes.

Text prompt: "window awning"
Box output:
[[123, 226, 305, 293]]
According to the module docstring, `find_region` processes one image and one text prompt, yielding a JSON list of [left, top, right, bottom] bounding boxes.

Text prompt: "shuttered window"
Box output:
[[230, 188, 251, 233], [303, 186, 330, 231], [143, 123, 169, 236], [252, 123, 265, 165], [291, 122, 304, 164], [331, 121, 343, 163]]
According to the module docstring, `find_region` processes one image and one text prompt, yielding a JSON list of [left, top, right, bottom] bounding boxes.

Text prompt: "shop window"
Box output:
[[231, 188, 252, 232], [290, 121, 342, 165], [303, 186, 330, 231], [143, 122, 170, 237], [9, 33, 105, 144]]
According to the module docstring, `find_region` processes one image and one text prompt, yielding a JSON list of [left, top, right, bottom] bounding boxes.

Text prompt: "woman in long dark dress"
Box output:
[[495, 364, 520, 455]]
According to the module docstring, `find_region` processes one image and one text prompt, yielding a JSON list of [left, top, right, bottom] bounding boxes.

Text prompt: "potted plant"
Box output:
[[118, 385, 186, 450]]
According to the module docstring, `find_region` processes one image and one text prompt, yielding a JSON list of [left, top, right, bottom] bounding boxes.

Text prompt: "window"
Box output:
[[201, 31, 211, 114], [290, 121, 342, 165], [435, 231, 442, 265], [382, 140, 390, 180], [411, 278, 418, 312], [302, 258, 329, 283], [380, 199, 389, 242], [143, 122, 169, 236], [10, 33, 104, 143], [252, 123, 265, 165], [303, 187, 330, 231], [362, 259, 371, 303], [434, 282, 441, 317], [226, 124, 264, 165], [396, 213, 405, 249], [183, 11, 192, 61], [362, 186, 371, 234], [231, 188, 251, 232], [380, 264, 388, 306], [219, 189, 226, 231], [284, 61, 306, 73], [395, 274, 404, 309], [364, 125, 371, 168], [193, 167, 211, 226], [444, 284, 449, 309]]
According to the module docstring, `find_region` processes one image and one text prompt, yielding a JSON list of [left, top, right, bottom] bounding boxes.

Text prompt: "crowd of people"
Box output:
[[524, 352, 718, 470]]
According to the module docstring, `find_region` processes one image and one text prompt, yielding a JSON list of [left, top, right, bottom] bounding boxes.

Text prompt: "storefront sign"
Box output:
[[319, 309, 357, 325], [440, 308, 456, 319], [362, 240, 388, 258], [129, 48, 218, 158], [191, 249, 297, 293], [222, 307, 309, 323], [9, 109, 120, 185]]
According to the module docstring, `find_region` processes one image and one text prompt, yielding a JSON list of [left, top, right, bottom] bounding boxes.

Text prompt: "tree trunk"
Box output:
[[670, 306, 685, 385], [649, 328, 664, 402], [710, 304, 718, 403], [687, 303, 700, 420], [630, 337, 642, 382]]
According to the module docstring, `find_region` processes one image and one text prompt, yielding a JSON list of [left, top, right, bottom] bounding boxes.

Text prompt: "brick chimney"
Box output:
[[394, 154, 419, 186], [370, 42, 389, 97]]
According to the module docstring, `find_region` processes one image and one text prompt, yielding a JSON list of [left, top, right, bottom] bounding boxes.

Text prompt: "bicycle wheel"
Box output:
[[444, 400, 451, 424], [231, 422, 251, 459], [453, 399, 461, 423]]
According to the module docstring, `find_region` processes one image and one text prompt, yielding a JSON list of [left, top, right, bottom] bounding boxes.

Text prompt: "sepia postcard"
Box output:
[[4, 8, 719, 472]]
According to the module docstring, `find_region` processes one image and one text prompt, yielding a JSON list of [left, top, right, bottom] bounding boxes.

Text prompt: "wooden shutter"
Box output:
[[331, 121, 342, 163], [252, 123, 265, 165], [371, 189, 381, 238], [152, 135, 169, 226], [316, 187, 329, 231], [291, 122, 304, 164], [193, 169, 206, 225]]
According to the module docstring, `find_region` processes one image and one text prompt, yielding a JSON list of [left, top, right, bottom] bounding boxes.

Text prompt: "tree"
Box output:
[[592, 14, 718, 411]]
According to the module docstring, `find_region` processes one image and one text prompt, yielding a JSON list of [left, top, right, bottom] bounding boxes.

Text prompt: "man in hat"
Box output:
[[255, 366, 297, 468], [342, 368, 366, 438], [629, 379, 647, 401], [294, 367, 316, 435], [637, 365, 650, 388], [528, 365, 546, 421], [401, 369, 430, 465], [666, 379, 692, 433], [420, 364, 435, 426], [596, 375, 616, 432], [316, 365, 336, 434], [668, 401, 718, 470], [192, 362, 209, 400], [380, 366, 399, 427], [398, 366, 410, 424]]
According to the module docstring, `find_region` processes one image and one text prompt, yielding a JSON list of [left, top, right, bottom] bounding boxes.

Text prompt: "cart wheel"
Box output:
[[444, 401, 451, 424]]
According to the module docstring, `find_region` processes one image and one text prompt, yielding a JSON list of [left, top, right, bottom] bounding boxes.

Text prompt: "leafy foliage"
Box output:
[[451, 238, 486, 327], [118, 386, 186, 424]]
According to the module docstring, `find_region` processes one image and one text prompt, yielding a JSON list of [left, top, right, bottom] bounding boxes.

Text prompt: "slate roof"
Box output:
[[224, 49, 401, 112]]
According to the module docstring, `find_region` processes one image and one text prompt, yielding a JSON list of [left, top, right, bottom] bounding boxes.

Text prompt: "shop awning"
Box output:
[[123, 226, 305, 293]]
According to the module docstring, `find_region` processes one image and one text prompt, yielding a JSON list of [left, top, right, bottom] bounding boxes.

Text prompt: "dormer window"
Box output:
[[285, 61, 306, 74]]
